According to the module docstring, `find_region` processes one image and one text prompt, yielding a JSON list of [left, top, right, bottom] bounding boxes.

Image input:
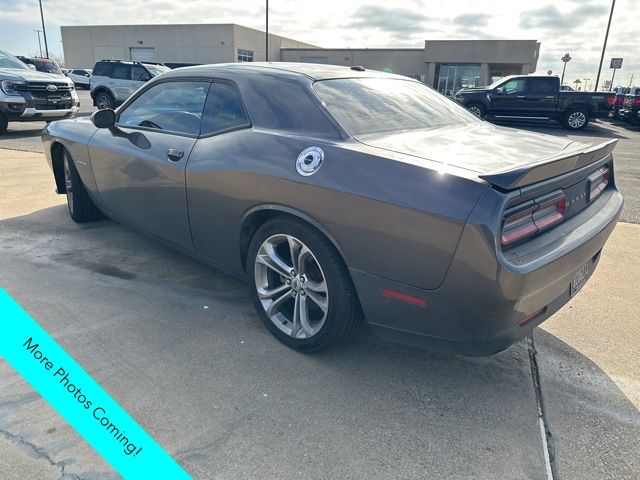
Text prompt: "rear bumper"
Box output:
[[351, 188, 623, 356]]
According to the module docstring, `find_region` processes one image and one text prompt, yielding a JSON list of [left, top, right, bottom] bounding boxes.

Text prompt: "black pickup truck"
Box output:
[[454, 75, 616, 130], [619, 87, 640, 126]]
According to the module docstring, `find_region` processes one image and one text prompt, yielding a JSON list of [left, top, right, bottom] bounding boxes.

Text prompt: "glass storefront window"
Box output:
[[435, 64, 481, 96]]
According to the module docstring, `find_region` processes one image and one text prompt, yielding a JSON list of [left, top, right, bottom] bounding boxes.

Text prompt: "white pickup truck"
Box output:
[[0, 50, 79, 135]]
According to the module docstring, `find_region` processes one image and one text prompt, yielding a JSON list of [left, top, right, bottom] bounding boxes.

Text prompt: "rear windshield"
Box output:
[[35, 59, 62, 75], [313, 77, 478, 137]]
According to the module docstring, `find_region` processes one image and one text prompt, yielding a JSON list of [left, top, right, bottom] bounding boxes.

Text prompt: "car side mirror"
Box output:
[[141, 74, 151, 82], [91, 109, 116, 128], [27, 64, 36, 70], [495, 87, 504, 95]]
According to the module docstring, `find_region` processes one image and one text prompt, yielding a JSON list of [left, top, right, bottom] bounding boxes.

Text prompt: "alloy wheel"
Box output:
[[468, 106, 483, 117], [568, 111, 586, 129], [254, 234, 329, 339]]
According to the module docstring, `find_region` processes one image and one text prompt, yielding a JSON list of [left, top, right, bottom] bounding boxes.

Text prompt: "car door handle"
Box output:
[[545, 96, 556, 99], [516, 95, 526, 98], [167, 148, 184, 162]]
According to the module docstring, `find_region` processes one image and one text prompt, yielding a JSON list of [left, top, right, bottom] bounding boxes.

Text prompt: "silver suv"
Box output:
[[90, 60, 169, 109], [0, 50, 79, 135]]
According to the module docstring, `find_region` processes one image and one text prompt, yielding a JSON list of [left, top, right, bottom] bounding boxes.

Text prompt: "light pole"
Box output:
[[573, 78, 582, 91], [595, 0, 616, 91], [561, 53, 571, 86], [38, 0, 49, 58], [34, 29, 43, 57], [265, 0, 269, 62], [583, 78, 591, 91]]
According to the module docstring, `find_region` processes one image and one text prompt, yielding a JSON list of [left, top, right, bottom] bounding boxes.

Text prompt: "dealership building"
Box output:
[[61, 24, 540, 93]]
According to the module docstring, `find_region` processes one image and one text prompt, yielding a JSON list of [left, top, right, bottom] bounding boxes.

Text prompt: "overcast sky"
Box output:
[[1, 0, 637, 88]]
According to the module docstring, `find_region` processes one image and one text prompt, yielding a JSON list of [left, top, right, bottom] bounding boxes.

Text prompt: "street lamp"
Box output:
[[38, 0, 49, 58], [560, 53, 571, 86], [595, 0, 616, 91], [34, 29, 43, 57], [573, 78, 582, 91]]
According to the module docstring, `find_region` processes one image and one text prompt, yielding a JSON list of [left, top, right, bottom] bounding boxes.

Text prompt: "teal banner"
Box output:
[[0, 288, 191, 479]]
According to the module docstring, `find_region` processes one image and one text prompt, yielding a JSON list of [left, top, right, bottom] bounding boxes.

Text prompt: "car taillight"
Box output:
[[588, 167, 610, 201], [634, 98, 640, 107], [605, 95, 616, 107], [501, 201, 539, 245], [501, 193, 566, 246], [532, 192, 566, 230]]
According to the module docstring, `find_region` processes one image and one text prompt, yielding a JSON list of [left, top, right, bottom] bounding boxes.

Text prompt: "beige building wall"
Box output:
[[280, 48, 426, 79], [61, 24, 318, 68]]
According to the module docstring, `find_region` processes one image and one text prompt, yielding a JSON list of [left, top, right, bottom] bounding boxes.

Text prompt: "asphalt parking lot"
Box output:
[[0, 116, 639, 479]]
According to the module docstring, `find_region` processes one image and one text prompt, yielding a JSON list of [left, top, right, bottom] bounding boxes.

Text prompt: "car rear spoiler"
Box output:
[[478, 139, 617, 190]]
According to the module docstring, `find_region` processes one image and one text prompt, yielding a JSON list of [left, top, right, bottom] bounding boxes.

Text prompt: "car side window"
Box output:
[[118, 81, 209, 136], [528, 78, 556, 94], [200, 83, 250, 135], [502, 79, 526, 95], [131, 65, 149, 81], [93, 62, 112, 77], [112, 64, 130, 80]]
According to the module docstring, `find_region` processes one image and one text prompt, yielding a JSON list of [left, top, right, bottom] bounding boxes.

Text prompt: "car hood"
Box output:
[[357, 123, 585, 175], [0, 67, 72, 84]]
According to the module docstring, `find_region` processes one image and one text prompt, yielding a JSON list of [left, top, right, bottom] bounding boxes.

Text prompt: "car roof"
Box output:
[[161, 62, 408, 81]]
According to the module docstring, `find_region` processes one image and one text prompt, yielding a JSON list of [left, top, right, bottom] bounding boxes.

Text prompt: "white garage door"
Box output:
[[130, 47, 156, 62]]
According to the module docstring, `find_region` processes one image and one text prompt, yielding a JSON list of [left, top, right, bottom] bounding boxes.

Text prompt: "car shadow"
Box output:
[[0, 205, 638, 479], [2, 126, 46, 139]]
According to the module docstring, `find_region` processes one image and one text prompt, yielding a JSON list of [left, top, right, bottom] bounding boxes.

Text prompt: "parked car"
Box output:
[[619, 87, 640, 126], [67, 68, 92, 89], [90, 59, 169, 110], [611, 86, 630, 120], [42, 63, 623, 355], [16, 56, 65, 76], [0, 50, 78, 135], [454, 75, 616, 130]]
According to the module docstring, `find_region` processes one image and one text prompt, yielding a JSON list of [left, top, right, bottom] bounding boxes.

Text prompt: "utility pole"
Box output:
[[595, 0, 616, 91], [38, 0, 49, 58], [265, 0, 269, 62], [34, 29, 43, 57], [629, 74, 634, 88]]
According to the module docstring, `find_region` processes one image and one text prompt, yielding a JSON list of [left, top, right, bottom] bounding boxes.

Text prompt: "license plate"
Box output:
[[47, 96, 61, 105], [570, 262, 591, 296]]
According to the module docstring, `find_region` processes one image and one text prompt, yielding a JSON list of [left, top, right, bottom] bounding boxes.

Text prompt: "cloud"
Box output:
[[520, 4, 609, 30], [453, 13, 492, 27], [348, 6, 430, 35]]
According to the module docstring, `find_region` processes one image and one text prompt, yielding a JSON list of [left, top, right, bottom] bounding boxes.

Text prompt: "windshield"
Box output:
[[144, 64, 170, 77], [313, 77, 479, 137], [0, 50, 29, 70]]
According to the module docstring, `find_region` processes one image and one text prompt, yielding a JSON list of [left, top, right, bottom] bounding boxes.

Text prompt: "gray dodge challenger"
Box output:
[[42, 63, 623, 355]]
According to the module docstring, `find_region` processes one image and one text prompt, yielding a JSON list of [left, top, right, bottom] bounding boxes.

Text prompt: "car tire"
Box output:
[[95, 91, 115, 110], [246, 217, 361, 352], [563, 108, 590, 130], [466, 103, 486, 118], [63, 150, 102, 223], [0, 113, 7, 135]]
